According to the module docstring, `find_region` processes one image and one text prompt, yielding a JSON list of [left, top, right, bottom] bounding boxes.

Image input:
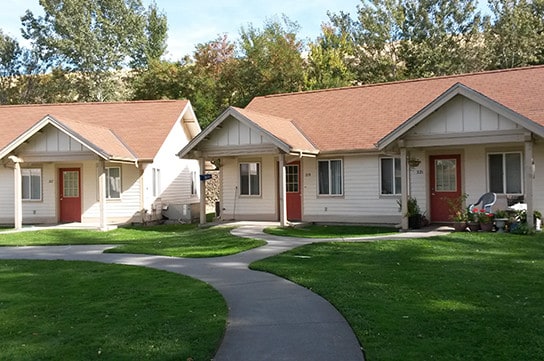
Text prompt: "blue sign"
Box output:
[[199, 174, 212, 181]]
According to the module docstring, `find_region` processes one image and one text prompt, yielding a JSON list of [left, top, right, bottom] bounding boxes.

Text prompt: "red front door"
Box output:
[[430, 155, 461, 222], [59, 168, 81, 222], [286, 162, 302, 221]]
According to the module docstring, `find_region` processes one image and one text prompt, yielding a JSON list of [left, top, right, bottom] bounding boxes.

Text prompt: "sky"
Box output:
[[0, 0, 362, 60]]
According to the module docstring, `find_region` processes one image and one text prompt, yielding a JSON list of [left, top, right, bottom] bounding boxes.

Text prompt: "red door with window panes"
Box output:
[[59, 168, 81, 222], [286, 162, 301, 221], [430, 155, 461, 222]]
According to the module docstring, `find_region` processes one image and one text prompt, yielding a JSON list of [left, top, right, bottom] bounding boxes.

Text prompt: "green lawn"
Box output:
[[0, 260, 227, 361], [251, 232, 544, 360], [264, 224, 397, 238], [0, 224, 265, 257]]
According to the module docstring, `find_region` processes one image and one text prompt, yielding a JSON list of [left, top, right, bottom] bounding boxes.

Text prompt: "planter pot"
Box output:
[[479, 222, 493, 232], [453, 222, 467, 232], [408, 214, 422, 229], [467, 222, 480, 232], [495, 218, 508, 233]]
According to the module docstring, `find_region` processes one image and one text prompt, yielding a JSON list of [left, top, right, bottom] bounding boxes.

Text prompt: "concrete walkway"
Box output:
[[0, 224, 447, 360]]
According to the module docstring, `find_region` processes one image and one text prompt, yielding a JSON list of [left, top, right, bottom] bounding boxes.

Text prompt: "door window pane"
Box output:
[[435, 159, 457, 192], [63, 171, 79, 198], [286, 165, 299, 193]]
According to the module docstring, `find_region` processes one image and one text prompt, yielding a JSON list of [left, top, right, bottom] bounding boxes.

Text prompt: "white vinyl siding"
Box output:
[[318, 159, 343, 195], [488, 152, 522, 194], [22, 168, 42, 201], [380, 158, 401, 195]]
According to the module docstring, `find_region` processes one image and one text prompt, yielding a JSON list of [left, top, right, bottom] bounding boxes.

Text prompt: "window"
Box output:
[[152, 168, 161, 197], [191, 171, 198, 196], [318, 159, 343, 195], [240, 162, 260, 196], [106, 167, 121, 199], [22, 168, 42, 201], [286, 165, 299, 193], [488, 152, 522, 194], [381, 158, 401, 195]]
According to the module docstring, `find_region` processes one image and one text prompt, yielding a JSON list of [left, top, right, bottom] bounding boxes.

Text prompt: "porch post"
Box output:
[[199, 157, 206, 225], [400, 146, 409, 230], [97, 160, 107, 231], [524, 137, 534, 228], [12, 157, 22, 230], [278, 153, 287, 227]]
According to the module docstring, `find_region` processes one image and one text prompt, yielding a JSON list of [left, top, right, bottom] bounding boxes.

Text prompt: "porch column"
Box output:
[[199, 158, 206, 225], [400, 146, 409, 230], [11, 156, 22, 230], [524, 137, 534, 228], [278, 153, 287, 227], [97, 160, 107, 231]]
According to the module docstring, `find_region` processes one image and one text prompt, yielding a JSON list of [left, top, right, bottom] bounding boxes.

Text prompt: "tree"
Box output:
[[305, 24, 356, 89], [485, 0, 544, 69], [326, 0, 487, 83], [132, 2, 168, 68], [400, 0, 486, 78], [235, 15, 305, 105], [0, 30, 23, 103], [21, 0, 165, 101]]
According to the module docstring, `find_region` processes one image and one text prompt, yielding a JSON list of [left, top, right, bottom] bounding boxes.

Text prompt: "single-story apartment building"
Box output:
[[0, 100, 201, 230], [179, 66, 544, 230]]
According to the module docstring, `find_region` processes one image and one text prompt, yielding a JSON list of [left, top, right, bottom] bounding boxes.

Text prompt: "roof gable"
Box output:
[[0, 100, 195, 161], [178, 107, 317, 158]]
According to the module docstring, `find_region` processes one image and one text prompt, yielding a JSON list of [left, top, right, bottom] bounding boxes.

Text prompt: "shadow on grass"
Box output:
[[251, 232, 544, 360]]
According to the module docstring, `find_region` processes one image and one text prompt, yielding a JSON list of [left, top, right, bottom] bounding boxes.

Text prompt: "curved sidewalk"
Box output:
[[0, 225, 446, 360]]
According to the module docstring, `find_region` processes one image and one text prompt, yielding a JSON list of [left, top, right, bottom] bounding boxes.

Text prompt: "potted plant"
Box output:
[[494, 209, 508, 233], [399, 197, 422, 229], [446, 193, 468, 231], [477, 210, 494, 232], [467, 208, 480, 232]]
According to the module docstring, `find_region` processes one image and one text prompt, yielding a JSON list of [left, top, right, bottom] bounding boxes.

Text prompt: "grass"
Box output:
[[0, 260, 227, 361], [0, 224, 265, 257], [264, 224, 397, 238], [251, 232, 544, 360]]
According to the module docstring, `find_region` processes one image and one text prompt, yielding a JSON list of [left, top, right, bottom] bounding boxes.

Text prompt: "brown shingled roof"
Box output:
[[245, 65, 544, 152], [0, 100, 189, 160]]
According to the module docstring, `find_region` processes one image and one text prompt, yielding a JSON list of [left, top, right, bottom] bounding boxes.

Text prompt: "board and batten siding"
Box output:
[[204, 116, 266, 148], [301, 155, 404, 224], [411, 95, 520, 136], [219, 155, 278, 221], [19, 124, 92, 155]]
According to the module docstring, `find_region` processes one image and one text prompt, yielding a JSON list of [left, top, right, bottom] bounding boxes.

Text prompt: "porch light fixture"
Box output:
[[408, 157, 421, 168]]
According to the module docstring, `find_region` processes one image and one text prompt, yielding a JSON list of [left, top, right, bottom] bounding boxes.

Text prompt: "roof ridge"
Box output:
[[255, 65, 544, 100], [0, 99, 187, 109]]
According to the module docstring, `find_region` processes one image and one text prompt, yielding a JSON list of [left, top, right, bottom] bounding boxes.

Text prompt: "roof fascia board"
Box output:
[[377, 83, 544, 150], [177, 107, 291, 158]]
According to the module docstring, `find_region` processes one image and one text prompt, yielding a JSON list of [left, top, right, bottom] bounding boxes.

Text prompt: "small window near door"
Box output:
[[380, 158, 401, 195], [152, 168, 161, 197], [488, 152, 522, 194], [106, 167, 121, 199], [22, 168, 42, 201], [191, 171, 198, 196], [240, 162, 260, 196], [286, 165, 299, 193]]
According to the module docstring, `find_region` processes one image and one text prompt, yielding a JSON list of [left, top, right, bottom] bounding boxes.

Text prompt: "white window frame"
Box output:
[[152, 168, 161, 197], [318, 159, 343, 196], [191, 171, 198, 196], [239, 162, 261, 196], [380, 157, 402, 195], [21, 168, 42, 201], [488, 152, 523, 195], [106, 167, 121, 199]]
